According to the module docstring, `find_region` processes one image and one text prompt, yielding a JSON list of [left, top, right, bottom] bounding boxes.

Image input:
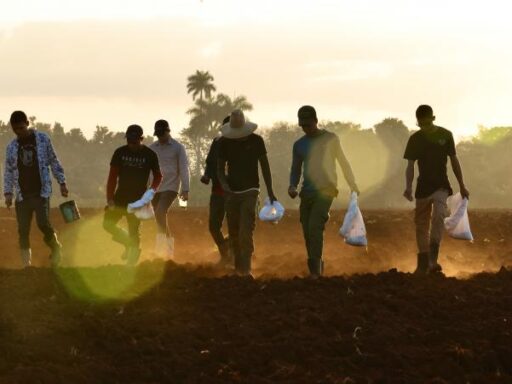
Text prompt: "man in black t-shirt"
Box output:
[[201, 116, 231, 266], [217, 110, 277, 276], [403, 105, 470, 274], [103, 125, 162, 265]]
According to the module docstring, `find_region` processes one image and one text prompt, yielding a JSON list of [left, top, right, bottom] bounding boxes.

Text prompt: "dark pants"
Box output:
[[151, 191, 178, 235], [226, 190, 259, 274], [209, 193, 228, 249], [103, 206, 141, 248], [300, 193, 334, 273], [15, 196, 59, 250]]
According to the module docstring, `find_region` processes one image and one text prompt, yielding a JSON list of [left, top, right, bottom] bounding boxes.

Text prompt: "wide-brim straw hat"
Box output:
[[221, 121, 258, 139]]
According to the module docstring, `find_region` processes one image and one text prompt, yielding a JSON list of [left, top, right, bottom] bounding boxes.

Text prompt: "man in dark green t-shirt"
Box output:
[[403, 105, 470, 274]]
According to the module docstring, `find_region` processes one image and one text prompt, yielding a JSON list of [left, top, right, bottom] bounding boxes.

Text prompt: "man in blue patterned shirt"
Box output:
[[3, 111, 69, 267]]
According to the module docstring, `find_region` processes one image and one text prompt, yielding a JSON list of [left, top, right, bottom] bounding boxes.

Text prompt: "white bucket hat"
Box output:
[[221, 110, 258, 139]]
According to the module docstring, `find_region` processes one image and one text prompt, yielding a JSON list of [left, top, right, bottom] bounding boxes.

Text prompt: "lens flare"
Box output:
[[56, 211, 165, 302]]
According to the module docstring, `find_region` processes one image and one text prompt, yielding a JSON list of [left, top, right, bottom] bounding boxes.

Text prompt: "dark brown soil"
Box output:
[[1, 208, 512, 383]]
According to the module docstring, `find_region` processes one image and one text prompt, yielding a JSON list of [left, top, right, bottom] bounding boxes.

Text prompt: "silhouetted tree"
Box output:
[[187, 70, 216, 101]]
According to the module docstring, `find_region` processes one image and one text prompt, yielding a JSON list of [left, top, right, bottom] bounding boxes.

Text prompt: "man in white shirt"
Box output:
[[149, 119, 190, 259]]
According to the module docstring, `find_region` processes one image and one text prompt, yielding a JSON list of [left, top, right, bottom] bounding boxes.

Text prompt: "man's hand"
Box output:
[[107, 199, 115, 210], [403, 188, 414, 202], [4, 194, 13, 209], [350, 184, 361, 196], [288, 186, 298, 199], [60, 183, 69, 198], [268, 191, 278, 204], [460, 185, 470, 199], [221, 183, 232, 195], [180, 191, 189, 201], [200, 175, 210, 185]]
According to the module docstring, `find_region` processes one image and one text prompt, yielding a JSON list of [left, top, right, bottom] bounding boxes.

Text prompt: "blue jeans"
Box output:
[[15, 196, 59, 250]]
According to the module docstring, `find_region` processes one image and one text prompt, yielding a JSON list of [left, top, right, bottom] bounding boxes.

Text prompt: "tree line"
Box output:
[[1, 71, 511, 208]]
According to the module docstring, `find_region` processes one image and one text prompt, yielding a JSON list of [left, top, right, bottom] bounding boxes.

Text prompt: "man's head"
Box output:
[[10, 110, 30, 138], [230, 109, 245, 129], [416, 104, 436, 130], [125, 124, 144, 149], [298, 105, 319, 136], [154, 119, 171, 142]]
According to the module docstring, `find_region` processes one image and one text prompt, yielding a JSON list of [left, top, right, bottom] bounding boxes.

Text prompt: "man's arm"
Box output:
[[179, 146, 190, 199], [259, 154, 277, 203], [4, 146, 14, 208], [46, 136, 68, 197], [333, 137, 359, 194], [288, 143, 302, 199], [106, 165, 119, 207], [450, 155, 470, 199], [203, 139, 217, 183], [403, 160, 415, 201], [216, 157, 231, 194]]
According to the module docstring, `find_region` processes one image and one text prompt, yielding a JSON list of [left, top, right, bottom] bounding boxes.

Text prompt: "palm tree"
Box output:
[[186, 70, 217, 101]]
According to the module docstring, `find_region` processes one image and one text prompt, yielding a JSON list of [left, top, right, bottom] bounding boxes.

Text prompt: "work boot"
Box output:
[[45, 234, 62, 267], [154, 233, 167, 258], [50, 245, 62, 267], [126, 247, 141, 266], [235, 254, 251, 276], [428, 243, 442, 274], [166, 236, 175, 259], [307, 258, 324, 278], [20, 249, 32, 268], [217, 238, 232, 267], [414, 252, 429, 275]]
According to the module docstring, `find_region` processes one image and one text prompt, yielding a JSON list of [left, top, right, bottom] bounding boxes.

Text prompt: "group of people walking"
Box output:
[[3, 104, 469, 277]]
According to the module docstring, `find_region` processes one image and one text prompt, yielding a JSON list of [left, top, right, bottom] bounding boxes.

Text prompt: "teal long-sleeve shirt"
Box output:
[[290, 130, 356, 197]]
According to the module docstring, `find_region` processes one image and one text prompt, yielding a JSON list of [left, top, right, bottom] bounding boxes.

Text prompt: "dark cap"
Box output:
[[222, 115, 230, 125], [298, 105, 317, 121], [154, 119, 170, 136], [125, 124, 144, 140]]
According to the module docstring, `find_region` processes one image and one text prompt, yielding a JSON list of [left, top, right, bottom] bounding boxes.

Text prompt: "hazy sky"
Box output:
[[1, 0, 511, 140]]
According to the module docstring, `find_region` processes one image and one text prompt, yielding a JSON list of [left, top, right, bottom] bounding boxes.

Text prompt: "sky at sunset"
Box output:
[[1, 0, 511, 140]]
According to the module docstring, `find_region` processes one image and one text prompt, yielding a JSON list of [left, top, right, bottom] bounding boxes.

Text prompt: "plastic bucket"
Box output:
[[59, 200, 81, 223]]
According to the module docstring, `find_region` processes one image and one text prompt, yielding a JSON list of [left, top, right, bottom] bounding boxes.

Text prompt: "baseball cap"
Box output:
[[154, 119, 170, 136], [125, 124, 144, 140]]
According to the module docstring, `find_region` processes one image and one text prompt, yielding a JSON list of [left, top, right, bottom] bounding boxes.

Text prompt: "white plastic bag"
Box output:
[[339, 192, 368, 247], [444, 192, 473, 241], [258, 198, 285, 223], [127, 189, 156, 220], [130, 203, 155, 220]]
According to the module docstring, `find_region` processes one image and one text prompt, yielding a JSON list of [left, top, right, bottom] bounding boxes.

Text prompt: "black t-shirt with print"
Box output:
[[17, 132, 42, 198], [218, 134, 267, 192], [111, 145, 160, 206], [404, 126, 456, 198]]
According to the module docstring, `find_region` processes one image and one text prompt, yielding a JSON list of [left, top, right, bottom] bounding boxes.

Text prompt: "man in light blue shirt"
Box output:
[[289, 105, 359, 278]]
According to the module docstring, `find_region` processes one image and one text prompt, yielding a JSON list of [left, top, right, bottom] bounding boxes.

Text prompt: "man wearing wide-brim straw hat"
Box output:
[[217, 109, 277, 277]]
